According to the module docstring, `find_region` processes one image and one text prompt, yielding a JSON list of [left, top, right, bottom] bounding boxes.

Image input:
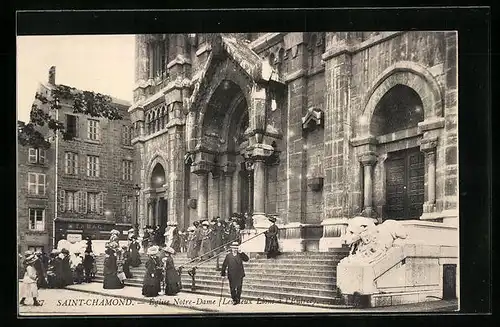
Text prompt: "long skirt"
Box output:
[[20, 282, 38, 298], [164, 268, 181, 295], [142, 276, 161, 297], [103, 274, 124, 289]]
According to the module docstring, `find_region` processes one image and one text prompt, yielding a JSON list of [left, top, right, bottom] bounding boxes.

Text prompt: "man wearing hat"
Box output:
[[264, 215, 281, 259], [20, 253, 41, 306], [221, 242, 250, 305]]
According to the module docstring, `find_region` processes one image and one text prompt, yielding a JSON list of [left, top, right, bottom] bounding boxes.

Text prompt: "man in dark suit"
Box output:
[[220, 242, 249, 305]]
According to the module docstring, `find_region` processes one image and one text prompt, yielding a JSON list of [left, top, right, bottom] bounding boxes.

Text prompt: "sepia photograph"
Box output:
[[17, 29, 460, 316]]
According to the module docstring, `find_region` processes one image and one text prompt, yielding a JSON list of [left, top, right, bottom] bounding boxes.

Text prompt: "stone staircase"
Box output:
[[94, 249, 349, 306]]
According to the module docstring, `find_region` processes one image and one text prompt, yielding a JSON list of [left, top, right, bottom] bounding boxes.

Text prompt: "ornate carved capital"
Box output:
[[221, 163, 237, 176], [190, 160, 212, 175], [302, 107, 324, 133], [359, 152, 378, 166], [250, 143, 275, 161], [420, 136, 439, 153]]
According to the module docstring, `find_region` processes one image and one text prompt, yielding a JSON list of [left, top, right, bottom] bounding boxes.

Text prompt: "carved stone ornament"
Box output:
[[187, 198, 197, 209], [340, 217, 408, 265], [184, 152, 195, 166], [302, 107, 324, 133]]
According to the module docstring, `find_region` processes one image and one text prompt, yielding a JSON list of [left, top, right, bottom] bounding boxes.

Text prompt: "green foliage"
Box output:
[[18, 85, 123, 148]]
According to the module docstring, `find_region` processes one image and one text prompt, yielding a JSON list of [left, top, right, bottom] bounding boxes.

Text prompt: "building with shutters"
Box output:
[[17, 128, 55, 255], [129, 32, 458, 251], [19, 67, 135, 251]]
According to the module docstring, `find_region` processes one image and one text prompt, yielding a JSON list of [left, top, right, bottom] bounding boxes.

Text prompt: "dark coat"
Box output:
[[103, 253, 123, 289], [142, 256, 161, 297], [214, 222, 226, 251], [163, 255, 181, 295], [221, 252, 249, 282], [122, 251, 133, 278], [48, 257, 65, 288], [33, 258, 48, 288], [264, 223, 280, 258], [199, 228, 213, 259], [128, 241, 141, 267], [62, 255, 73, 286], [170, 227, 181, 253]]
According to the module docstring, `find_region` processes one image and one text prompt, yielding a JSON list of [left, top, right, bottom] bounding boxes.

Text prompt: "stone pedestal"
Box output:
[[318, 218, 349, 251]]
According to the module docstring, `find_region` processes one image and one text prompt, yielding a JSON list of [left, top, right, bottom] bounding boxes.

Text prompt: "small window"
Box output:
[[29, 208, 45, 231], [28, 246, 44, 253], [66, 114, 78, 138], [121, 196, 133, 218], [28, 148, 46, 164], [86, 155, 100, 177], [28, 173, 46, 195], [87, 192, 104, 214], [65, 190, 79, 212], [87, 119, 100, 141]]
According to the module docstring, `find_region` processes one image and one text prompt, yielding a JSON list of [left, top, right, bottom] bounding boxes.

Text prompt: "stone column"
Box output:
[[420, 136, 438, 219], [196, 172, 209, 221], [253, 159, 266, 215], [211, 169, 221, 218], [222, 164, 236, 219], [360, 152, 378, 218], [136, 35, 149, 83]]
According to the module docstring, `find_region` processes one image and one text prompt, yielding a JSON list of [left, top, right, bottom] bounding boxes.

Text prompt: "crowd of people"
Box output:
[[19, 237, 97, 306], [141, 213, 255, 261]]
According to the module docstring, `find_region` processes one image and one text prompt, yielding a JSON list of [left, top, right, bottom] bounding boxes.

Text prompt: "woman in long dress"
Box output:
[[19, 254, 41, 306], [60, 249, 73, 286], [33, 252, 48, 289], [103, 248, 124, 289], [162, 247, 181, 295], [199, 221, 213, 260], [121, 246, 133, 279], [142, 246, 161, 297], [186, 227, 197, 259], [264, 216, 281, 259], [128, 236, 141, 267]]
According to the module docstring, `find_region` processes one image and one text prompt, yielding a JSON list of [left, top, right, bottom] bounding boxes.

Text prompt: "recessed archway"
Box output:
[[150, 163, 166, 189]]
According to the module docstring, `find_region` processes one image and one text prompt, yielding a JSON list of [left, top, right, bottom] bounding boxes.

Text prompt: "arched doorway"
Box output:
[[148, 163, 168, 229], [192, 78, 253, 222], [371, 85, 425, 220]]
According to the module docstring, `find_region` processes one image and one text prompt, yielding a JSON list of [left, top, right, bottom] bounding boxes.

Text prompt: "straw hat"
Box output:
[[164, 247, 175, 254], [51, 249, 60, 255], [171, 221, 178, 226], [110, 229, 120, 235], [230, 242, 240, 249], [24, 250, 34, 257], [147, 246, 159, 255], [187, 226, 196, 232], [202, 221, 210, 226]]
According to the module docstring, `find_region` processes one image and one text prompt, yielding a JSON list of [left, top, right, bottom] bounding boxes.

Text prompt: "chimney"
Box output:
[[48, 66, 56, 85]]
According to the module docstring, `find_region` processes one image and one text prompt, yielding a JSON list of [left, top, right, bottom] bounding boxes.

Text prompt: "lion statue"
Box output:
[[340, 216, 408, 264]]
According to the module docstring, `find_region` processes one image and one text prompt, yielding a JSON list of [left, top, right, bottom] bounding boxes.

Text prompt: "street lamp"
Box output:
[[133, 184, 141, 235]]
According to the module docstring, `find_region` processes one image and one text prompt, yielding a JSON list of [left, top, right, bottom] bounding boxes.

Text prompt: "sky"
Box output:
[[17, 35, 135, 123]]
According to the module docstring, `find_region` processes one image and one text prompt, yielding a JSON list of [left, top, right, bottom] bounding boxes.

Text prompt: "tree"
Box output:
[[18, 85, 123, 149]]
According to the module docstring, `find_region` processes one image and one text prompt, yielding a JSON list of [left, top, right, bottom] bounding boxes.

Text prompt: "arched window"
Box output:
[[160, 106, 165, 129], [150, 163, 166, 189], [151, 111, 156, 134], [370, 84, 424, 136]]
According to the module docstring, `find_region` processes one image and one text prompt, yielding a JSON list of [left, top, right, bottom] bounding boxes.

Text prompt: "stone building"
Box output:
[[129, 32, 458, 251], [17, 125, 55, 254], [25, 67, 135, 247]]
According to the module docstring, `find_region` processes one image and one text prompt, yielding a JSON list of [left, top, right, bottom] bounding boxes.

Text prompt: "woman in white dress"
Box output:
[[19, 253, 41, 306]]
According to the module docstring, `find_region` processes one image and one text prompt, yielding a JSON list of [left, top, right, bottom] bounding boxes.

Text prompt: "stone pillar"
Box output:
[[420, 136, 438, 220], [211, 169, 221, 218], [253, 159, 266, 215], [196, 172, 209, 221], [222, 164, 236, 219], [136, 35, 149, 84], [360, 152, 378, 218]]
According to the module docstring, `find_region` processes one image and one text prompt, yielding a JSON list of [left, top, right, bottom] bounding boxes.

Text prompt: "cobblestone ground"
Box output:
[[18, 287, 200, 316]]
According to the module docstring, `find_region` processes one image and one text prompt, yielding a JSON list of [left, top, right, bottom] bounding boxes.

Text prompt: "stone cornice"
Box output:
[[284, 69, 307, 83], [350, 136, 379, 147], [249, 33, 285, 53], [417, 117, 445, 133], [322, 31, 406, 61]]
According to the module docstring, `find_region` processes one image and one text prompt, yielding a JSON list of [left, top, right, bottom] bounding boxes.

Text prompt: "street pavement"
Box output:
[[17, 282, 458, 315]]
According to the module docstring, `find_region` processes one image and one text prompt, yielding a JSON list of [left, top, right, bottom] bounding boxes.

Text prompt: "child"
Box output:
[[19, 253, 41, 306]]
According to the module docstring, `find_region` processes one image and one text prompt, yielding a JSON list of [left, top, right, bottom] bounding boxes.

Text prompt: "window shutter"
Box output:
[[75, 153, 79, 175], [58, 190, 66, 212], [38, 174, 46, 195], [98, 192, 104, 215], [28, 148, 37, 163], [85, 156, 89, 176], [64, 153, 69, 174], [96, 157, 100, 177], [39, 149, 46, 164], [75, 191, 81, 213], [81, 191, 88, 214]]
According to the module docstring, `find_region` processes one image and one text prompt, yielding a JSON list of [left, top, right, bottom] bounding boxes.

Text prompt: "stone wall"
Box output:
[[18, 142, 55, 253]]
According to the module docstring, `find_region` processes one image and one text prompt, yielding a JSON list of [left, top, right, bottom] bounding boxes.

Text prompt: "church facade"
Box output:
[[129, 32, 458, 251]]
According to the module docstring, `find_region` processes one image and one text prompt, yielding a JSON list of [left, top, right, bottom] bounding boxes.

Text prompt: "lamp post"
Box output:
[[133, 184, 141, 235]]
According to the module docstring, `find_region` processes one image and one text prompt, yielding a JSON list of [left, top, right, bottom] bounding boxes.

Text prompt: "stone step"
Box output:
[[92, 276, 340, 305]]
